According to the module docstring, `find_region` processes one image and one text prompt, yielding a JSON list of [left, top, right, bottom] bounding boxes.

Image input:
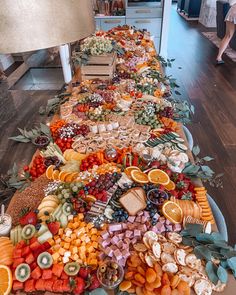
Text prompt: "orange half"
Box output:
[[124, 166, 141, 178], [85, 195, 97, 202], [131, 170, 149, 184], [65, 172, 79, 183], [162, 201, 183, 224], [164, 180, 176, 191], [52, 170, 60, 181], [58, 171, 70, 182], [148, 169, 170, 185], [0, 265, 12, 295], [45, 165, 55, 180]]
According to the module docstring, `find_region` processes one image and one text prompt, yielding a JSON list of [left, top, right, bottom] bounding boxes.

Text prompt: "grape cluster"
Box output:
[[159, 106, 174, 119], [85, 172, 122, 202], [57, 123, 89, 138], [44, 156, 60, 168], [146, 201, 160, 226]]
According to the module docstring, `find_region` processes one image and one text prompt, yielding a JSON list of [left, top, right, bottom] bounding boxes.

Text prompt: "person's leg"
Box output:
[[216, 21, 236, 61]]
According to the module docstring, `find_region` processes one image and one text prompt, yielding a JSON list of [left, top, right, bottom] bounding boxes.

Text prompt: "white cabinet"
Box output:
[[126, 18, 162, 37], [100, 18, 126, 31], [126, 7, 162, 18]]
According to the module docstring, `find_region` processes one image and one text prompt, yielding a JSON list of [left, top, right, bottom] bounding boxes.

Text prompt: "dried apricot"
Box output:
[[146, 267, 157, 283], [162, 273, 170, 286], [136, 286, 143, 295], [132, 280, 143, 287], [161, 285, 172, 295], [145, 282, 155, 291], [127, 287, 136, 293], [171, 290, 180, 295], [134, 273, 146, 284], [125, 271, 134, 280], [152, 276, 161, 289], [170, 275, 180, 289], [119, 280, 132, 291], [154, 262, 163, 277], [137, 265, 146, 276], [145, 289, 156, 295], [177, 280, 190, 295]]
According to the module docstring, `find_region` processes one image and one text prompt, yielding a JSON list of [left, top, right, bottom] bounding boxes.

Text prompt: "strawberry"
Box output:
[[88, 273, 100, 291], [47, 221, 60, 235], [78, 267, 90, 279], [73, 277, 85, 294], [19, 208, 37, 226]]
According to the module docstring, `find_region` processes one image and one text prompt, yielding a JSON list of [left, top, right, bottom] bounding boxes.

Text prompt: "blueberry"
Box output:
[[150, 212, 155, 217], [35, 224, 41, 230], [72, 210, 77, 216], [34, 209, 39, 214]]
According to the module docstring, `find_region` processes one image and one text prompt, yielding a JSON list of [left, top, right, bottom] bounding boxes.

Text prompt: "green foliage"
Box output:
[[2, 163, 32, 192], [9, 123, 52, 144], [181, 223, 236, 284], [39, 92, 71, 116], [182, 145, 223, 187]]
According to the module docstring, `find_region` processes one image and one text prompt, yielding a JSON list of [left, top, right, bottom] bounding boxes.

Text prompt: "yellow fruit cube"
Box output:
[[90, 228, 98, 235], [87, 222, 94, 229], [92, 242, 98, 249], [91, 235, 98, 242], [47, 238, 55, 246], [52, 252, 60, 261], [58, 228, 64, 236], [64, 237, 72, 243], [64, 243, 70, 250], [72, 247, 78, 254], [78, 213, 84, 220], [59, 248, 66, 256], [71, 233, 77, 240]]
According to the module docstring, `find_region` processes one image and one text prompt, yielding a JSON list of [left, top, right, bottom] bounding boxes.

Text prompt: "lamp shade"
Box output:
[[0, 0, 95, 54]]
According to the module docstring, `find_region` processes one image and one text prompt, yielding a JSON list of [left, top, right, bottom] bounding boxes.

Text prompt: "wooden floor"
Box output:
[[168, 5, 236, 244], [0, 5, 236, 243]]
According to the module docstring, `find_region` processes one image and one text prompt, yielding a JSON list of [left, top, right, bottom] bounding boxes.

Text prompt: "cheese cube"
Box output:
[[62, 256, 70, 264], [78, 213, 84, 220], [90, 228, 98, 235], [92, 242, 98, 249], [64, 237, 72, 243], [72, 247, 78, 254], [47, 238, 55, 246], [68, 214, 74, 221], [80, 245, 86, 253], [71, 233, 77, 240], [64, 251, 71, 258], [64, 243, 70, 250], [87, 246, 94, 253], [91, 235, 98, 242], [59, 248, 66, 256], [52, 252, 60, 261], [65, 229, 72, 237], [55, 238, 61, 244], [87, 222, 94, 229], [58, 228, 64, 236], [84, 236, 91, 243]]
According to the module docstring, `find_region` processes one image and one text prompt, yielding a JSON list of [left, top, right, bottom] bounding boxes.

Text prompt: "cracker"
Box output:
[[174, 249, 187, 266], [194, 279, 212, 295], [162, 262, 178, 274]]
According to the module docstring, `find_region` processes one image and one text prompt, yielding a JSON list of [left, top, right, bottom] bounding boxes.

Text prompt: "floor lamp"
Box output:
[[0, 0, 95, 83]]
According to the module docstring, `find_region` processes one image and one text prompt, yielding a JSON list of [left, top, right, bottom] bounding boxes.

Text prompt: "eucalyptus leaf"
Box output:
[[185, 223, 204, 236], [9, 135, 31, 143], [196, 233, 215, 244], [220, 260, 230, 270], [192, 145, 200, 156], [214, 241, 231, 250], [211, 232, 225, 242], [194, 245, 212, 261], [12, 163, 18, 175], [40, 123, 51, 136], [182, 237, 195, 246], [227, 257, 236, 276], [206, 261, 219, 285], [201, 165, 214, 176], [202, 156, 214, 162], [217, 265, 228, 283]]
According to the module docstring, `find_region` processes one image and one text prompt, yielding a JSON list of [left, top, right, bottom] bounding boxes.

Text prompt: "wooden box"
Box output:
[[81, 52, 117, 81]]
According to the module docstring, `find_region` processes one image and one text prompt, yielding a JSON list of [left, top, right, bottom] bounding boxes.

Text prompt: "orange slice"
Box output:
[[148, 169, 170, 185], [125, 166, 141, 178], [0, 265, 12, 295], [52, 170, 60, 181], [162, 201, 183, 224], [85, 195, 97, 202], [65, 172, 79, 183], [58, 171, 70, 182], [131, 170, 149, 184], [164, 180, 176, 191], [45, 165, 55, 180]]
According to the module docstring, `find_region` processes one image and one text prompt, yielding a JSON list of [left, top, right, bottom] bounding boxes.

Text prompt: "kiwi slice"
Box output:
[[64, 262, 80, 276], [15, 263, 31, 282], [62, 203, 73, 216], [37, 252, 53, 269], [21, 224, 36, 240]]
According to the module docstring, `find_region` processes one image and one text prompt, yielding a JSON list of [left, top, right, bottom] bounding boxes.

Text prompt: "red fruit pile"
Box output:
[[55, 137, 73, 153], [80, 154, 102, 171], [19, 208, 37, 226], [29, 155, 46, 180], [11, 238, 100, 294]]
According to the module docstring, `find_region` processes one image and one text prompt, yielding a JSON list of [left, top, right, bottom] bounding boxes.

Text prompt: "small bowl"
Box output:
[[32, 135, 50, 148], [97, 259, 124, 290], [147, 188, 169, 206]]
